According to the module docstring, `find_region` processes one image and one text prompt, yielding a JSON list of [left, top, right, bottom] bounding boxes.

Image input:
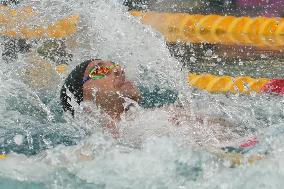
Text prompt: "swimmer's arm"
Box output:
[[204, 116, 233, 128], [167, 105, 233, 127]]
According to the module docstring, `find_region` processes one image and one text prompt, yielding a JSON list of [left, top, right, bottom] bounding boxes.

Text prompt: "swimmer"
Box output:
[[61, 59, 142, 137], [60, 59, 234, 139], [59, 60, 265, 166]]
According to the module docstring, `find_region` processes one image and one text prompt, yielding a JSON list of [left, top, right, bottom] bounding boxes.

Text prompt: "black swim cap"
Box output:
[[60, 59, 93, 116]]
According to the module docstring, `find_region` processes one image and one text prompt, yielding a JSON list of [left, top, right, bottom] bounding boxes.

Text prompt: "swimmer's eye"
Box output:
[[88, 62, 119, 80], [89, 65, 113, 80]]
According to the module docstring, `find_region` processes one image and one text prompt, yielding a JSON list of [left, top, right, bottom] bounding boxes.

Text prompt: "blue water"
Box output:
[[0, 0, 284, 188]]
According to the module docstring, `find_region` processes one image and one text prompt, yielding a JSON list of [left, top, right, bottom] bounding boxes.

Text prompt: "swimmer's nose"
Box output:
[[113, 67, 125, 88], [113, 67, 125, 77]]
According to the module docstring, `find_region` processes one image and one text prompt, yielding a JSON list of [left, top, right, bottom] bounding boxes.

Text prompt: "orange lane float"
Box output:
[[0, 5, 80, 39], [131, 11, 284, 49], [188, 73, 284, 94]]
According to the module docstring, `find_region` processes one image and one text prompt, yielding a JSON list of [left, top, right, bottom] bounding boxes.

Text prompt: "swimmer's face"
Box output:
[[83, 60, 126, 92], [83, 60, 141, 120], [83, 60, 141, 103]]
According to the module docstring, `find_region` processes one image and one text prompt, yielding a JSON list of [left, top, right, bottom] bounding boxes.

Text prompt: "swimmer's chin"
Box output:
[[119, 81, 141, 102]]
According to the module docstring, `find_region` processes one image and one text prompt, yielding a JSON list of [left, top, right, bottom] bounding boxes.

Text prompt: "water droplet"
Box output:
[[14, 134, 24, 145]]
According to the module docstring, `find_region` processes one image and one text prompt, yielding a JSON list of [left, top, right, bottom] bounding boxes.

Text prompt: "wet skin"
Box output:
[[82, 59, 141, 121]]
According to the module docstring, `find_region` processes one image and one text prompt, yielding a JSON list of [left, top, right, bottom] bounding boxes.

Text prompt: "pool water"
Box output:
[[0, 0, 284, 188]]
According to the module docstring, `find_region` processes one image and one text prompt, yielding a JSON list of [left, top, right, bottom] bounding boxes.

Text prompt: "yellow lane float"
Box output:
[[131, 11, 284, 49], [208, 146, 263, 167], [188, 73, 284, 94], [0, 154, 7, 159], [0, 5, 80, 39], [4, 6, 284, 48]]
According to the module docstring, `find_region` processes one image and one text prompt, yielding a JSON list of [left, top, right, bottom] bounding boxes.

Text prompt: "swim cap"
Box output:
[[60, 59, 93, 115]]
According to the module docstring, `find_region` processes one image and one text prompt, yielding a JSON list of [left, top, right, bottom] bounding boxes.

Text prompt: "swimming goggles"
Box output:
[[83, 63, 118, 82]]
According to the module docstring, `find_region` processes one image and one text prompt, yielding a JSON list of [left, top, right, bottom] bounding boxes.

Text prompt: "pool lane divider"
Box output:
[[130, 11, 284, 49], [188, 73, 284, 94], [0, 154, 7, 159], [0, 5, 79, 39], [3, 5, 284, 49], [207, 146, 263, 167]]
